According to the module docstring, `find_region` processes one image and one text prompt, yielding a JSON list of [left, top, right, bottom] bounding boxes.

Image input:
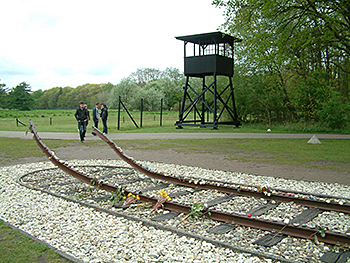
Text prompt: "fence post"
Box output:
[[16, 118, 26, 127], [50, 117, 52, 125], [140, 98, 143, 128], [160, 98, 163, 126], [118, 96, 121, 130]]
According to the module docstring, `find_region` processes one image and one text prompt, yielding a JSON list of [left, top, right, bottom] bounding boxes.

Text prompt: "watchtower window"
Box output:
[[185, 42, 233, 58]]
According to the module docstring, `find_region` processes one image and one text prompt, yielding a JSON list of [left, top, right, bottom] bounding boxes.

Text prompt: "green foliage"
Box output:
[[107, 78, 141, 109], [8, 82, 33, 110], [107, 69, 184, 111], [36, 84, 104, 109], [130, 68, 162, 87], [9, 67, 183, 114], [317, 92, 350, 130], [183, 201, 211, 222], [141, 81, 164, 111], [0, 220, 70, 262], [0, 80, 8, 108], [213, 0, 350, 129], [110, 186, 127, 203]]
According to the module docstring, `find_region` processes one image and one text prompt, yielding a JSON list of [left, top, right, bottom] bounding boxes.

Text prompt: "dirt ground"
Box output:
[[2, 144, 349, 186]]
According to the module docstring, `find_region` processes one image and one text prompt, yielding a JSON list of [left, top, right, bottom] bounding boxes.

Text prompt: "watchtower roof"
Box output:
[[175, 32, 241, 46]]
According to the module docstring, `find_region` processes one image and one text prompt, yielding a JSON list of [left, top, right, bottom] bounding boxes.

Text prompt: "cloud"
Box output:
[[0, 58, 36, 76], [0, 0, 226, 90]]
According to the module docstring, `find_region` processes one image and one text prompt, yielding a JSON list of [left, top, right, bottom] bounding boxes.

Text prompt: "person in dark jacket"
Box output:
[[100, 103, 108, 134], [75, 102, 88, 142], [84, 104, 90, 137], [92, 102, 99, 136]]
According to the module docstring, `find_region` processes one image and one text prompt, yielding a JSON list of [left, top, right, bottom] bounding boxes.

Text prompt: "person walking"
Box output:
[[84, 104, 90, 137], [92, 102, 99, 136], [75, 102, 88, 143], [100, 103, 108, 134]]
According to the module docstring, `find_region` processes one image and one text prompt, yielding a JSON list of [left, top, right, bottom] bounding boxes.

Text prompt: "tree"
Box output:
[[129, 68, 162, 87], [56, 87, 75, 109], [0, 80, 8, 108], [141, 81, 164, 111], [104, 82, 115, 92], [317, 91, 349, 129], [213, 0, 350, 125], [8, 82, 33, 110], [107, 78, 141, 109], [31, 89, 44, 109], [97, 90, 112, 105], [161, 67, 183, 84], [156, 77, 183, 110]]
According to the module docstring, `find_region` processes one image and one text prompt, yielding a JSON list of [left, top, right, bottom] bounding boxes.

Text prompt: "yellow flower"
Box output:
[[123, 196, 126, 199], [136, 195, 140, 200], [128, 193, 132, 197]]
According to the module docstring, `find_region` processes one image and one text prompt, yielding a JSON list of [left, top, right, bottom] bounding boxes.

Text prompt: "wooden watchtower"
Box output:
[[175, 32, 241, 129]]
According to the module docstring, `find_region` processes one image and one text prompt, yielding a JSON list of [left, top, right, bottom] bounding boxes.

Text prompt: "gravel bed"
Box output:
[[146, 162, 350, 199], [1, 159, 350, 262], [1, 160, 270, 263]]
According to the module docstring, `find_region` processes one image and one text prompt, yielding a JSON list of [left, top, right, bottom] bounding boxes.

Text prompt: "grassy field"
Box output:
[[1, 137, 349, 172], [0, 220, 71, 263], [1, 109, 349, 133], [0, 109, 184, 133]]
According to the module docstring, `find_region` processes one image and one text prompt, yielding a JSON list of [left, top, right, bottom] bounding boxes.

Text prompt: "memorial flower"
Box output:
[[123, 192, 140, 205], [150, 190, 171, 213]]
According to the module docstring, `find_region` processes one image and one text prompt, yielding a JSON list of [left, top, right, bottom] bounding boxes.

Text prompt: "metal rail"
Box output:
[[91, 126, 350, 247], [28, 121, 350, 246], [92, 126, 350, 214]]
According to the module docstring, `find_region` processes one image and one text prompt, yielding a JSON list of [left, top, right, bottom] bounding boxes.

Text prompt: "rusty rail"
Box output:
[[28, 120, 180, 210], [27, 121, 350, 246], [92, 126, 350, 214], [91, 126, 350, 246]]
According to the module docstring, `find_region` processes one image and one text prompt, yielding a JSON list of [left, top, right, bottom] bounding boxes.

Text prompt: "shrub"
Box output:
[[317, 92, 349, 130]]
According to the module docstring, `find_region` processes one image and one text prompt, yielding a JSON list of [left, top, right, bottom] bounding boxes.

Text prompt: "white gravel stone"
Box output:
[[1, 159, 350, 262], [1, 160, 270, 263]]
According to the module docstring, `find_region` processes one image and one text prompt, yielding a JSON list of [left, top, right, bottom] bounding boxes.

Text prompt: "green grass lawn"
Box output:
[[1, 137, 349, 173], [1, 109, 349, 133], [0, 220, 72, 263]]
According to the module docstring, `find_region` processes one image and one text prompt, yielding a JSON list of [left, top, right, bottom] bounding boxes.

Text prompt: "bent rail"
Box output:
[[28, 120, 187, 213], [92, 126, 350, 214], [27, 120, 350, 246], [91, 126, 350, 246]]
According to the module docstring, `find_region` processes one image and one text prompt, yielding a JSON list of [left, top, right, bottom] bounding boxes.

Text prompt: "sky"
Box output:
[[0, 0, 226, 91]]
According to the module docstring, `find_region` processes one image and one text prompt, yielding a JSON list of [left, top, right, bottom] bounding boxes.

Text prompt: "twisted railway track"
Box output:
[[27, 120, 350, 262]]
